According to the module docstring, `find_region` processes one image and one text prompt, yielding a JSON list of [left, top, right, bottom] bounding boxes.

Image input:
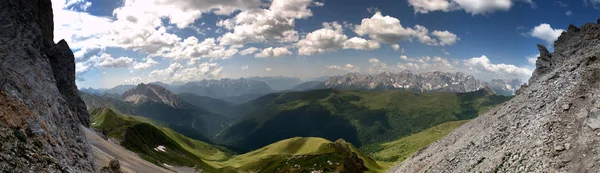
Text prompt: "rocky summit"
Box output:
[[388, 19, 600, 172], [122, 83, 187, 108], [0, 0, 94, 172]]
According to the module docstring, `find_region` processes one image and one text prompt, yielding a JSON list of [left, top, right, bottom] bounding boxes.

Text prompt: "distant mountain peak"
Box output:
[[322, 71, 521, 96], [122, 83, 187, 108]]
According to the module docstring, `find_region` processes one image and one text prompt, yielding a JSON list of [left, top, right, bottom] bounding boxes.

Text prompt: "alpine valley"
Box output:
[[5, 0, 597, 173]]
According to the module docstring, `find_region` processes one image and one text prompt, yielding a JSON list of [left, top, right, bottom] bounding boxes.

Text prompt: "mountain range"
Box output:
[[320, 71, 522, 96]]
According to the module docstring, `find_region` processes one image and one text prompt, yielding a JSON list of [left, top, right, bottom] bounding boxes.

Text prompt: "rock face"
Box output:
[[0, 0, 94, 172], [388, 20, 600, 172], [122, 83, 187, 108], [322, 71, 521, 95]]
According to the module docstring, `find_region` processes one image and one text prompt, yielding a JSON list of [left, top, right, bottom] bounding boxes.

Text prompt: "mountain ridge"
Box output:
[[321, 71, 522, 96]]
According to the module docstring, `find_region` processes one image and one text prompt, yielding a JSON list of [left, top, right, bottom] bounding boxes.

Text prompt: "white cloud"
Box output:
[[124, 77, 145, 85], [148, 62, 223, 82], [217, 9, 299, 45], [342, 37, 381, 50], [396, 55, 531, 80], [149, 63, 183, 81], [327, 64, 360, 73], [240, 47, 260, 55], [217, 0, 321, 45], [353, 12, 458, 46], [530, 23, 565, 44], [241, 65, 249, 71], [313, 1, 325, 6], [391, 44, 401, 51], [408, 0, 453, 14], [255, 47, 293, 58], [354, 12, 416, 44], [296, 21, 383, 56], [96, 54, 134, 68], [158, 37, 238, 61], [565, 11, 573, 16], [297, 22, 348, 56], [526, 54, 539, 65], [171, 63, 223, 82], [464, 55, 533, 78], [432, 30, 460, 46], [585, 0, 600, 8], [270, 0, 316, 19], [132, 58, 159, 70], [368, 58, 389, 73], [408, 0, 525, 15], [265, 68, 273, 71]]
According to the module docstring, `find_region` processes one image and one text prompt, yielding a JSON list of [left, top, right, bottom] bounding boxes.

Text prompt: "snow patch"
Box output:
[[154, 145, 167, 152]]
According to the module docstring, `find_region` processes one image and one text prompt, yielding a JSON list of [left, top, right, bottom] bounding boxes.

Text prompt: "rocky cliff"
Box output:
[[0, 0, 94, 172], [388, 20, 600, 172]]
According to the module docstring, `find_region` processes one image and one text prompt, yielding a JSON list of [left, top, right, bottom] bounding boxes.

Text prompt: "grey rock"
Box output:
[[562, 104, 571, 111], [388, 20, 600, 173], [0, 0, 94, 172], [47, 40, 90, 127]]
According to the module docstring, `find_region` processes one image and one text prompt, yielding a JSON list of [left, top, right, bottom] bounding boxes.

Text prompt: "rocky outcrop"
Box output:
[[0, 0, 94, 172], [100, 160, 124, 173], [48, 40, 90, 127], [388, 19, 600, 173]]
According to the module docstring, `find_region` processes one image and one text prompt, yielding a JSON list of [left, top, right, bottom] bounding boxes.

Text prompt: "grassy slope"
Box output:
[[90, 108, 229, 170], [220, 89, 511, 152], [361, 120, 470, 166], [91, 108, 385, 172]]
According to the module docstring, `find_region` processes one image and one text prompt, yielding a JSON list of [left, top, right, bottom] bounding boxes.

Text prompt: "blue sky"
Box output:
[[51, 0, 600, 88]]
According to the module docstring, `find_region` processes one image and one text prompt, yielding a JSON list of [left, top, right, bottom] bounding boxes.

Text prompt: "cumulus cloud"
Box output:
[[585, 0, 600, 8], [149, 62, 223, 82], [240, 47, 260, 55], [342, 37, 381, 50], [158, 37, 239, 61], [432, 30, 460, 46], [327, 64, 360, 73], [255, 47, 293, 58], [132, 58, 159, 70], [241, 65, 249, 71], [396, 55, 532, 80], [297, 22, 348, 56], [149, 63, 183, 81], [391, 44, 401, 51], [408, 0, 453, 14], [96, 54, 133, 68], [530, 23, 565, 44], [297, 22, 382, 56], [217, 0, 321, 45], [565, 11, 573, 16], [368, 58, 390, 73], [464, 55, 533, 78], [526, 54, 539, 66], [353, 12, 458, 46], [265, 68, 273, 71], [408, 0, 529, 15]]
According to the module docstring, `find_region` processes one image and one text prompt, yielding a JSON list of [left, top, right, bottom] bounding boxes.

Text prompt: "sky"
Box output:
[[51, 0, 600, 88]]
